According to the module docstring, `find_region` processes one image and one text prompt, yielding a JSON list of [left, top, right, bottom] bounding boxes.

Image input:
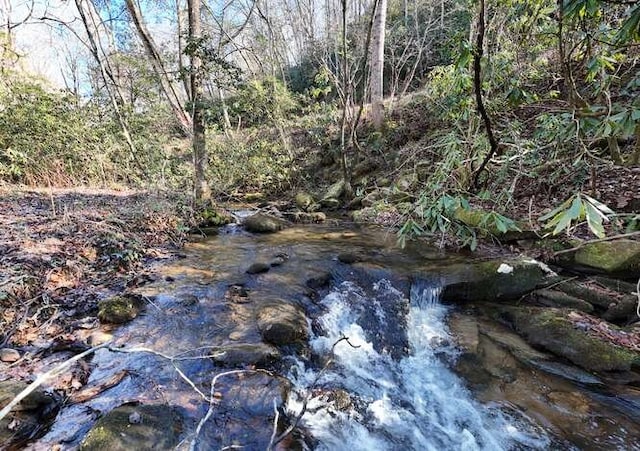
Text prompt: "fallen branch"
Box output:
[[0, 342, 111, 422], [552, 231, 640, 257]]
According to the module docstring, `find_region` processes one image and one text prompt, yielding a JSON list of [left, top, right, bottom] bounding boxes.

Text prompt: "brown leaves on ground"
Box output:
[[0, 186, 187, 348]]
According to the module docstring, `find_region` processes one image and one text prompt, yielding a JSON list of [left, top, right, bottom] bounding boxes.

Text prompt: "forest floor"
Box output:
[[0, 187, 187, 360]]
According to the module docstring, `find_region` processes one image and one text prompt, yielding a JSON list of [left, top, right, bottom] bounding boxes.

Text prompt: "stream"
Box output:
[[24, 222, 640, 450]]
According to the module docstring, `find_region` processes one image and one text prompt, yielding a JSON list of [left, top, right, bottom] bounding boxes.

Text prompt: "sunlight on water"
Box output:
[[287, 279, 550, 450]]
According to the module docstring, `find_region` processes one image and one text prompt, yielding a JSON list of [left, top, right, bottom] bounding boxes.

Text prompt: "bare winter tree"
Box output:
[[369, 0, 387, 129]]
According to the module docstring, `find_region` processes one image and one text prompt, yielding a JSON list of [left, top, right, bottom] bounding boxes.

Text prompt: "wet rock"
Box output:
[[319, 197, 341, 209], [448, 314, 479, 353], [438, 258, 551, 303], [257, 302, 308, 346], [179, 294, 199, 306], [503, 307, 640, 372], [553, 278, 620, 309], [603, 295, 640, 323], [270, 253, 289, 267], [338, 252, 362, 264], [243, 213, 286, 234], [211, 343, 281, 367], [0, 380, 61, 447], [198, 372, 289, 449], [196, 208, 234, 228], [246, 262, 271, 274], [284, 211, 327, 223], [0, 348, 21, 363], [80, 404, 182, 451], [528, 360, 603, 386], [306, 272, 332, 290], [97, 295, 144, 324], [532, 289, 595, 313], [573, 239, 640, 275], [226, 284, 249, 300]]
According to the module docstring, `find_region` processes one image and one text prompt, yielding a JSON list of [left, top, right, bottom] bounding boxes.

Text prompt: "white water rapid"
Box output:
[[286, 278, 551, 450]]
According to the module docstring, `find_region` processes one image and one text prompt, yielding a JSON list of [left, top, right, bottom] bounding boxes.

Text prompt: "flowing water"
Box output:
[[24, 222, 640, 450]]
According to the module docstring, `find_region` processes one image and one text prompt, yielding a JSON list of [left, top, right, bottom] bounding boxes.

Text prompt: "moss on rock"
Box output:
[[574, 239, 640, 274], [505, 307, 639, 372], [80, 404, 182, 451], [98, 295, 143, 324]]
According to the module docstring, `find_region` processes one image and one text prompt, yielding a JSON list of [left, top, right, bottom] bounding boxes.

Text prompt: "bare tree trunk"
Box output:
[[76, 0, 147, 178], [370, 0, 387, 130], [340, 0, 352, 199], [188, 0, 210, 202], [125, 0, 192, 136]]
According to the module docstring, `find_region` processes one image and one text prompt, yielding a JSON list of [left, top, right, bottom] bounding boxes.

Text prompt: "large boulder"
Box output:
[[502, 307, 640, 373], [256, 301, 308, 346], [295, 192, 319, 212], [573, 239, 640, 275], [436, 258, 551, 303], [80, 404, 183, 451], [242, 213, 286, 234]]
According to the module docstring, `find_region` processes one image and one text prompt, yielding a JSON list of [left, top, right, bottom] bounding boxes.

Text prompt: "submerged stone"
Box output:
[[246, 262, 271, 274], [210, 343, 281, 367], [80, 404, 183, 451], [257, 301, 308, 346]]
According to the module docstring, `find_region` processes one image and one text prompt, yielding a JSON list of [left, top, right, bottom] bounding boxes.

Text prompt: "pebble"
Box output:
[[229, 331, 243, 341], [0, 348, 21, 363], [128, 411, 143, 424]]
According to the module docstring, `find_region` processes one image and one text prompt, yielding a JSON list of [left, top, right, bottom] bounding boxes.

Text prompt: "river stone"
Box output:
[[0, 348, 21, 363], [438, 258, 550, 303], [80, 404, 182, 451], [256, 302, 308, 345], [0, 380, 60, 447], [243, 213, 286, 233], [573, 239, 640, 275], [503, 307, 640, 372], [246, 262, 271, 274], [97, 295, 143, 324], [211, 343, 281, 367]]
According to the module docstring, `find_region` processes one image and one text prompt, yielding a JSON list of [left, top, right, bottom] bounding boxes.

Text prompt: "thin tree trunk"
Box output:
[[125, 0, 192, 136], [187, 0, 209, 201], [76, 0, 147, 178], [471, 0, 499, 190], [340, 0, 353, 199], [370, 0, 387, 130]]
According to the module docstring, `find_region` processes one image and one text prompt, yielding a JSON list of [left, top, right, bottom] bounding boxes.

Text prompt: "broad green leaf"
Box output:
[[583, 194, 614, 215], [552, 211, 576, 235], [584, 202, 606, 238]]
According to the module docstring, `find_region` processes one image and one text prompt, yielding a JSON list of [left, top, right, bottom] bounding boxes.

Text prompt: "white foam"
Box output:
[[287, 279, 550, 450]]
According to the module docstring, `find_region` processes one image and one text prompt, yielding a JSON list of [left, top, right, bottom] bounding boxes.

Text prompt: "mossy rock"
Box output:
[[573, 239, 640, 275], [437, 258, 550, 303], [322, 180, 345, 201], [256, 301, 308, 346], [504, 307, 640, 373], [532, 289, 595, 313], [243, 213, 286, 233], [80, 404, 182, 451], [453, 208, 535, 242], [197, 208, 234, 228], [98, 295, 144, 324], [294, 192, 319, 212]]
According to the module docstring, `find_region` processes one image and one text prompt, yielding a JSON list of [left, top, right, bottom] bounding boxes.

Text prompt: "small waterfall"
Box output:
[[286, 278, 549, 450]]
